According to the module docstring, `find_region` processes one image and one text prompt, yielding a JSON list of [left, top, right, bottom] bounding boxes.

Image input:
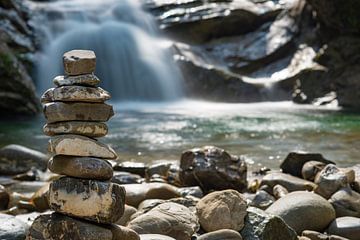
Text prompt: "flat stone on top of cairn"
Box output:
[[27, 49, 132, 239]]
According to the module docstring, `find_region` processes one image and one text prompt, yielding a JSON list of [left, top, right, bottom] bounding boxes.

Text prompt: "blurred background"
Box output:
[[0, 0, 359, 168]]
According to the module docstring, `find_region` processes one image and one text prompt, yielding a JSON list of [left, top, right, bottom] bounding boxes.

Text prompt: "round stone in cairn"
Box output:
[[63, 50, 96, 76], [54, 74, 100, 87], [43, 121, 108, 138], [49, 177, 125, 224], [41, 86, 110, 103], [43, 102, 114, 123], [48, 155, 113, 180], [48, 134, 117, 159]]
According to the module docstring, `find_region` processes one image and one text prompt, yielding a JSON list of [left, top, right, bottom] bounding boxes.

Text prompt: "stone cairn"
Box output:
[[26, 50, 130, 239]]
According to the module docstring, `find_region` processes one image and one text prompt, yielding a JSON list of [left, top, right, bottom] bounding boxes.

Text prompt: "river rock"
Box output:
[[111, 172, 142, 184], [197, 229, 243, 240], [123, 183, 180, 207], [0, 184, 9, 210], [327, 217, 360, 240], [26, 213, 113, 240], [273, 184, 289, 199], [111, 225, 140, 240], [301, 230, 349, 240], [48, 155, 113, 180], [314, 164, 349, 199], [196, 189, 247, 232], [43, 121, 108, 138], [53, 74, 100, 87], [350, 164, 360, 193], [63, 49, 96, 75], [179, 146, 247, 192], [280, 152, 333, 178], [48, 135, 117, 159], [113, 161, 147, 177], [0, 144, 47, 175], [43, 102, 114, 123], [128, 202, 199, 240], [0, 213, 28, 240], [250, 190, 275, 210], [266, 191, 336, 234], [178, 186, 203, 198], [31, 182, 50, 212], [240, 207, 297, 240], [116, 204, 137, 226], [329, 187, 360, 218], [140, 235, 175, 240], [260, 172, 316, 192], [302, 161, 327, 181], [41, 86, 110, 103], [48, 177, 125, 224]]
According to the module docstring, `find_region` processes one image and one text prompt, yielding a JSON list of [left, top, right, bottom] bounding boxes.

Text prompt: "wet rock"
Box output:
[[260, 172, 316, 192], [179, 146, 247, 192], [48, 155, 113, 180], [196, 189, 247, 232], [0, 144, 47, 175], [111, 172, 142, 185], [273, 184, 288, 199], [123, 183, 180, 207], [139, 235, 175, 240], [302, 161, 327, 181], [26, 213, 113, 240], [43, 121, 108, 138], [115, 204, 137, 226], [113, 161, 147, 177], [240, 206, 297, 240], [250, 190, 275, 210], [327, 217, 360, 240], [329, 187, 360, 218], [0, 213, 28, 240], [178, 186, 203, 198], [53, 74, 100, 87], [280, 152, 333, 178], [49, 177, 125, 224], [128, 202, 199, 240], [197, 229, 243, 240], [41, 86, 110, 103], [63, 50, 96, 76], [0, 184, 9, 210], [314, 164, 349, 199], [31, 182, 50, 212], [266, 191, 336, 234], [48, 134, 117, 159], [43, 102, 114, 123]]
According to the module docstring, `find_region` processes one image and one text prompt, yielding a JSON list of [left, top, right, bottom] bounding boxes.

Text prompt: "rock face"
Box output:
[[327, 217, 360, 240], [128, 202, 199, 240], [0, 213, 28, 240], [240, 207, 297, 240], [48, 177, 125, 224], [179, 146, 247, 192], [63, 50, 96, 75], [43, 121, 108, 138], [0, 144, 48, 175], [266, 191, 336, 234], [196, 190, 247, 232]]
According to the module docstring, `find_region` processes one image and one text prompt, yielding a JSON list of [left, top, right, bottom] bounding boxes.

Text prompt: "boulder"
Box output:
[[240, 207, 297, 240], [301, 161, 327, 181], [196, 190, 247, 232], [329, 188, 360, 218], [179, 146, 247, 192], [43, 102, 114, 123], [0, 213, 28, 240], [48, 155, 113, 180], [280, 152, 333, 178], [49, 177, 125, 224], [123, 183, 180, 207], [266, 191, 336, 234], [327, 217, 360, 240], [48, 135, 117, 159], [0, 144, 47, 175], [260, 172, 316, 192], [41, 86, 110, 103], [197, 229, 243, 240], [314, 164, 349, 199], [63, 50, 96, 76], [53, 74, 100, 87], [43, 121, 108, 138], [128, 202, 199, 240]]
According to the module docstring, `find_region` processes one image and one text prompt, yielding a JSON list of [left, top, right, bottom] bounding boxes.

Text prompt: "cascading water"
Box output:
[[29, 0, 183, 101]]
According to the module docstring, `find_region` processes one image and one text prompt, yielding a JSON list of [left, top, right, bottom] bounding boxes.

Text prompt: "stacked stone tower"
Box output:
[[26, 50, 130, 239]]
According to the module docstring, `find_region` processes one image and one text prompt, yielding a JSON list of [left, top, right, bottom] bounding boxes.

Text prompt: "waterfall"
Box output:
[[30, 0, 183, 101]]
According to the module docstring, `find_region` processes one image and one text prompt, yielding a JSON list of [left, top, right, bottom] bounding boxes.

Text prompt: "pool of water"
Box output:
[[0, 100, 359, 169]]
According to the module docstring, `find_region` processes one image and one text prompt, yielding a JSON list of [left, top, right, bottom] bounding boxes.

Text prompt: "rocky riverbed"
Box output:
[[0, 144, 359, 240]]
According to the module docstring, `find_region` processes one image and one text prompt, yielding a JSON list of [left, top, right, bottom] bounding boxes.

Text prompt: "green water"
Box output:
[[0, 101, 359, 169]]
